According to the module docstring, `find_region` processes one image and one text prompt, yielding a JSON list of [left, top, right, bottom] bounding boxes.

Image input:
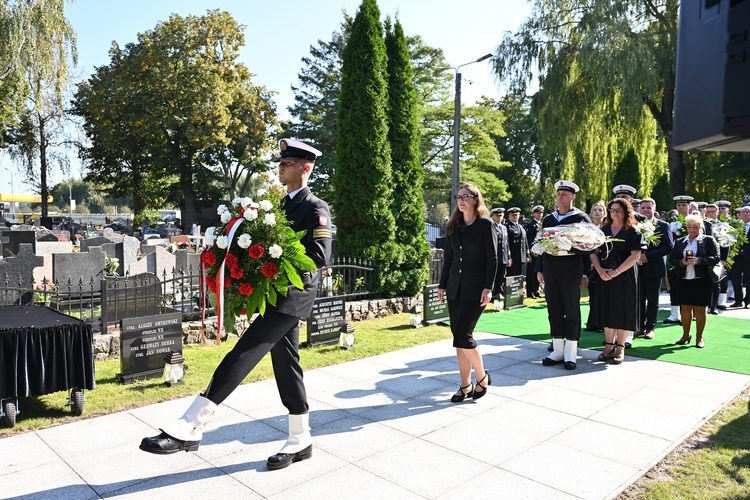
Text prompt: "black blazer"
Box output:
[[273, 187, 332, 318], [670, 234, 720, 280], [640, 218, 674, 278], [439, 217, 497, 301]]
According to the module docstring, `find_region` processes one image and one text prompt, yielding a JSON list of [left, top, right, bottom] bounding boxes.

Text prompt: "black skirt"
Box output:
[[447, 298, 486, 349], [675, 276, 713, 306]]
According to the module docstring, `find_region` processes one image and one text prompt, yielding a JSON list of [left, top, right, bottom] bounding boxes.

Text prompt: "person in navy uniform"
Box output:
[[525, 205, 544, 298], [141, 138, 332, 471], [635, 197, 674, 339], [505, 207, 530, 281], [704, 203, 729, 314], [537, 180, 591, 370], [438, 184, 496, 402], [490, 207, 510, 300]]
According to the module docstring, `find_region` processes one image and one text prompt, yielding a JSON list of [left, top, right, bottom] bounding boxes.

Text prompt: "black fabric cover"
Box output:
[[0, 306, 95, 398]]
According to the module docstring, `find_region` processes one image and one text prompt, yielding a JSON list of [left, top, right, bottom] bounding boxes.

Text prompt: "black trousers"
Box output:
[[204, 310, 308, 415], [493, 265, 507, 297], [526, 257, 540, 296], [639, 275, 662, 331], [543, 255, 582, 341]]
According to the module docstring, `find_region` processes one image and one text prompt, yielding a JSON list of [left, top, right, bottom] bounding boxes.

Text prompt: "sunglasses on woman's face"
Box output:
[[610, 208, 624, 214], [454, 194, 477, 201]]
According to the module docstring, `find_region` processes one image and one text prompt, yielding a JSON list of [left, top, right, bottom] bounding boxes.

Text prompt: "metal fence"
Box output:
[[429, 249, 444, 285], [317, 256, 376, 299]]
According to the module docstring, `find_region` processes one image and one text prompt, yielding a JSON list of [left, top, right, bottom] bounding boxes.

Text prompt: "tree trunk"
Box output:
[[38, 119, 49, 218], [180, 165, 198, 232], [666, 144, 686, 196]]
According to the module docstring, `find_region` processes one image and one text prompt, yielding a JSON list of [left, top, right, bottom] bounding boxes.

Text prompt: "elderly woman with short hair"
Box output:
[[670, 214, 720, 348]]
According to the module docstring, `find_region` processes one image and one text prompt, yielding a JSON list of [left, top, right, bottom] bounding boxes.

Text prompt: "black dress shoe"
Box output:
[[140, 432, 199, 454], [542, 357, 564, 366], [663, 318, 681, 324], [717, 305, 727, 310], [547, 343, 554, 352], [709, 308, 719, 315], [267, 444, 313, 470], [624, 342, 632, 349], [729, 302, 744, 308], [563, 361, 576, 370]]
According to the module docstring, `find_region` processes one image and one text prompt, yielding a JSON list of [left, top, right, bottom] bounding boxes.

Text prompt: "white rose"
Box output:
[[220, 211, 232, 223], [217, 204, 228, 215], [240, 197, 253, 209], [243, 208, 258, 221], [269, 244, 283, 258], [257, 189, 267, 197], [259, 199, 273, 211], [237, 234, 252, 249], [232, 197, 243, 206], [263, 213, 276, 226], [204, 227, 216, 245], [216, 236, 229, 249]]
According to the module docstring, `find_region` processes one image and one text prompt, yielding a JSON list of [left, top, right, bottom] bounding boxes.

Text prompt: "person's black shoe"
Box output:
[[624, 342, 632, 349], [267, 445, 313, 470], [709, 307, 719, 315], [717, 305, 727, 310], [663, 318, 681, 324], [729, 302, 744, 308], [542, 357, 564, 366], [140, 432, 199, 455], [563, 361, 576, 370], [547, 343, 554, 352]]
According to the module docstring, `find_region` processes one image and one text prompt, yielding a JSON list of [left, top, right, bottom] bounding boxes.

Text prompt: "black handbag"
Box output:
[[708, 262, 725, 283]]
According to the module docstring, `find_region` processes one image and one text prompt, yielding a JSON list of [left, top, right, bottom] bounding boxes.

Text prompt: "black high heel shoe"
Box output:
[[472, 371, 492, 400], [675, 335, 692, 345], [450, 382, 474, 403]]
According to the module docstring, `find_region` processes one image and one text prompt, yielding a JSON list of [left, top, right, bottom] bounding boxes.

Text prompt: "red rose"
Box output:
[[225, 253, 239, 270], [224, 277, 231, 288], [261, 261, 279, 278], [206, 275, 217, 292], [200, 250, 217, 266], [248, 244, 265, 260], [230, 266, 245, 279], [238, 283, 254, 296]]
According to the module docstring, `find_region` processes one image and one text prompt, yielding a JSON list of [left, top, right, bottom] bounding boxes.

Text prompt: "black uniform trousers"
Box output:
[[492, 264, 507, 298], [542, 254, 583, 341], [639, 275, 662, 331], [526, 256, 540, 296], [204, 310, 307, 415]]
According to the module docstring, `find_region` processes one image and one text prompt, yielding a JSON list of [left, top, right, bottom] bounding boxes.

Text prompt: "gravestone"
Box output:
[[34, 241, 74, 286], [102, 272, 161, 326], [504, 275, 526, 310], [122, 236, 140, 275], [117, 312, 183, 383], [0, 227, 7, 257], [128, 246, 176, 281], [5, 230, 36, 256], [0, 244, 43, 305], [81, 236, 116, 257], [53, 247, 106, 289], [36, 232, 59, 242], [422, 284, 449, 324], [307, 296, 346, 346]]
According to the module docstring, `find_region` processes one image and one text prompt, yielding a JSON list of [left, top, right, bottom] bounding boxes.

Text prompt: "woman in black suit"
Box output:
[[670, 214, 720, 348], [438, 184, 497, 402]]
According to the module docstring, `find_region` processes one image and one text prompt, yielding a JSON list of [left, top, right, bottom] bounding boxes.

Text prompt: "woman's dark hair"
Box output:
[[446, 183, 490, 235], [602, 198, 635, 228]]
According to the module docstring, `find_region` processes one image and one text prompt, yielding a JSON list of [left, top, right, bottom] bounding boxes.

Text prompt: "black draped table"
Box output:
[[0, 305, 95, 400]]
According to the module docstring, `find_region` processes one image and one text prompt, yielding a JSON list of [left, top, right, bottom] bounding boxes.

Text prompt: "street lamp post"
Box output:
[[450, 53, 493, 214], [4, 167, 14, 216]]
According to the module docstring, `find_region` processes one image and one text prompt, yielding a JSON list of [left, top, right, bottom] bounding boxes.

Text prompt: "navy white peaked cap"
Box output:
[[555, 180, 579, 193], [271, 138, 322, 162], [508, 207, 521, 213], [673, 195, 694, 202], [491, 207, 505, 215], [613, 184, 636, 196], [696, 201, 707, 208], [532, 205, 545, 213], [715, 200, 731, 208]]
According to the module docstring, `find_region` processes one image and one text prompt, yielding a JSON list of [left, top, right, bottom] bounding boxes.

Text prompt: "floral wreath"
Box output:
[[200, 191, 317, 334]]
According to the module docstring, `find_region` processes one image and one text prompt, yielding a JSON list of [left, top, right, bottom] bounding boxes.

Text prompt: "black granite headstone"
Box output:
[[117, 312, 182, 383], [5, 230, 35, 256], [307, 296, 346, 346], [422, 284, 449, 324], [504, 275, 526, 310], [0, 244, 44, 305]]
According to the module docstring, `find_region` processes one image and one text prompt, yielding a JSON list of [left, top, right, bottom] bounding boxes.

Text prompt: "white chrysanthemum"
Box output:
[[243, 208, 258, 221], [232, 197, 243, 206], [217, 204, 228, 215], [263, 213, 276, 226], [216, 236, 229, 249], [240, 197, 253, 209], [220, 211, 232, 223], [257, 188, 267, 197], [269, 244, 283, 258], [259, 199, 273, 211], [237, 233, 252, 249], [204, 227, 216, 245]]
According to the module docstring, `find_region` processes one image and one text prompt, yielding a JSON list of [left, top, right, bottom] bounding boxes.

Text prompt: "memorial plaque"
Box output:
[[117, 312, 182, 383], [504, 275, 527, 310], [422, 284, 449, 324], [307, 296, 346, 346]]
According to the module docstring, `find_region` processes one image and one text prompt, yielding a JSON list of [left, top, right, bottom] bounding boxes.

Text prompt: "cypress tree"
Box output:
[[612, 147, 642, 194], [334, 0, 402, 295], [651, 172, 673, 214], [385, 17, 430, 296]]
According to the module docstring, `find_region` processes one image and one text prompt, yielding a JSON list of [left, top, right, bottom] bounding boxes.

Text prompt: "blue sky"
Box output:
[[1, 0, 531, 197]]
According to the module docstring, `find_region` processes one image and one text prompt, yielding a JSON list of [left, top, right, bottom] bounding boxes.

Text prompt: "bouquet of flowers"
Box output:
[[166, 241, 191, 253], [200, 191, 318, 334], [711, 220, 739, 247], [531, 223, 610, 256], [634, 218, 661, 246], [668, 215, 687, 238], [718, 215, 748, 269]]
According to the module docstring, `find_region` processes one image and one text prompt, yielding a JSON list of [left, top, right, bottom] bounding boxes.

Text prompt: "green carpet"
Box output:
[[475, 304, 750, 375]]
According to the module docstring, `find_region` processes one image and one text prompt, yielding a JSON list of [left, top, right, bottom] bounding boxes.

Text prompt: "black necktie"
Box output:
[[281, 195, 291, 208]]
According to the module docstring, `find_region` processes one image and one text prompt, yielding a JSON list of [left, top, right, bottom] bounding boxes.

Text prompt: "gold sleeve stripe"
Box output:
[[313, 229, 332, 239]]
